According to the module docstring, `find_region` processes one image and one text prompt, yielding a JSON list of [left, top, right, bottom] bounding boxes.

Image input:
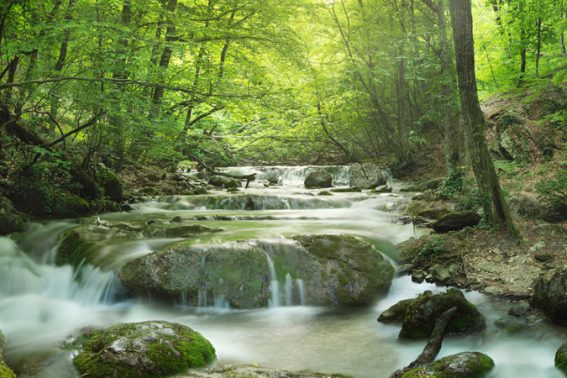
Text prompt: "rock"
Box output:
[[411, 270, 426, 283], [119, 235, 394, 308], [401, 352, 495, 378], [98, 166, 123, 202], [428, 263, 459, 283], [531, 268, 567, 323], [348, 163, 388, 189], [432, 211, 481, 233], [318, 191, 333, 196], [0, 330, 15, 378], [73, 321, 215, 378], [170, 216, 183, 223], [374, 184, 392, 193], [56, 222, 221, 267], [330, 187, 361, 193], [556, 343, 567, 375], [184, 365, 351, 378], [208, 176, 241, 189], [377, 289, 486, 339], [304, 172, 333, 189], [377, 298, 413, 323], [397, 264, 414, 275], [0, 214, 25, 236], [508, 301, 530, 317]]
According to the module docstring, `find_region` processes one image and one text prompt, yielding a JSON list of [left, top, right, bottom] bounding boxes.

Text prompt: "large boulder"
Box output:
[[401, 352, 495, 378], [348, 163, 388, 189], [0, 330, 15, 378], [304, 172, 333, 189], [378, 289, 486, 339], [97, 166, 123, 202], [432, 211, 481, 233], [119, 235, 394, 308], [73, 321, 215, 378], [556, 343, 567, 376], [531, 268, 567, 323]]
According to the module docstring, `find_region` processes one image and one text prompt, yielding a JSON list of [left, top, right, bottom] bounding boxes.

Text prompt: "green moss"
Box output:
[[73, 321, 216, 378], [55, 229, 99, 267], [0, 362, 15, 378], [556, 344, 567, 375], [402, 352, 494, 378]]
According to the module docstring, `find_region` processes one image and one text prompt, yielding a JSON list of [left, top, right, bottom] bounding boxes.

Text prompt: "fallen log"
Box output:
[[390, 306, 457, 378]]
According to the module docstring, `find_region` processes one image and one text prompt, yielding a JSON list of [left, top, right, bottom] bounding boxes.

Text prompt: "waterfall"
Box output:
[[297, 279, 306, 305], [264, 253, 280, 307], [285, 273, 293, 306]]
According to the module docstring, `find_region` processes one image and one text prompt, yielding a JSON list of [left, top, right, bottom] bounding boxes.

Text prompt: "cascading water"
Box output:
[[1, 165, 564, 378], [264, 252, 281, 308]]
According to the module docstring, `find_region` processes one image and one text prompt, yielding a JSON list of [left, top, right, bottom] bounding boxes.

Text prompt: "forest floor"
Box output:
[[397, 81, 567, 301]]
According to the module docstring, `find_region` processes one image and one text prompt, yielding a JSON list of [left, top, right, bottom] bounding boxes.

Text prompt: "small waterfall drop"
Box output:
[[284, 274, 293, 306], [264, 253, 280, 307], [297, 279, 306, 305]]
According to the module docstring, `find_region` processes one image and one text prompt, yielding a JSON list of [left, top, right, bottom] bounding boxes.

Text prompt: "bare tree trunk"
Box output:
[[437, 0, 461, 177], [449, 0, 517, 236], [535, 17, 542, 78]]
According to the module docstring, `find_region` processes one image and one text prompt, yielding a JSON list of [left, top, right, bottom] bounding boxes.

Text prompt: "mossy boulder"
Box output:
[[400, 178, 444, 192], [401, 352, 495, 378], [97, 166, 123, 202], [0, 214, 25, 236], [304, 172, 333, 189], [73, 321, 215, 378], [119, 235, 394, 308], [531, 268, 567, 323], [432, 211, 481, 233], [208, 176, 241, 189], [556, 343, 567, 376], [378, 289, 486, 339]]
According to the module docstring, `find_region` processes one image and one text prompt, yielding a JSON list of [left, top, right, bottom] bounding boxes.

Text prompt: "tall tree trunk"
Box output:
[[151, 0, 178, 116], [396, 0, 410, 163], [449, 0, 516, 236], [535, 17, 542, 78], [437, 0, 461, 176]]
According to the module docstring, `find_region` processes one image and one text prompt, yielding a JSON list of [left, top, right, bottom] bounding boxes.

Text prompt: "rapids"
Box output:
[[0, 166, 564, 377]]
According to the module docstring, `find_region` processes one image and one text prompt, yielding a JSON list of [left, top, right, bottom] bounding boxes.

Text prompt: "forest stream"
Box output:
[[0, 166, 564, 378]]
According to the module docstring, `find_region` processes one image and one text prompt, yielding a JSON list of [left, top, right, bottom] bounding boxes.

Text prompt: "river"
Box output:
[[0, 166, 563, 377]]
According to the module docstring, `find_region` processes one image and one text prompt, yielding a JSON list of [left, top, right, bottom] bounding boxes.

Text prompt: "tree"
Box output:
[[448, 0, 516, 236]]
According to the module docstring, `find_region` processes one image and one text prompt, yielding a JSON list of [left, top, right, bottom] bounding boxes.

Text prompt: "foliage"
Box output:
[[418, 236, 446, 258]]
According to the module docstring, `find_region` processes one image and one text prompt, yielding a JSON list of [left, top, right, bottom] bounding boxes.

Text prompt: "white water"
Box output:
[[0, 165, 565, 377]]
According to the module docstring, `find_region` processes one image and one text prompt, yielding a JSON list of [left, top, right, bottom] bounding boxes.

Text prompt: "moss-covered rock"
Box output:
[[119, 235, 394, 308], [73, 321, 215, 378], [208, 176, 241, 189], [401, 352, 495, 378], [531, 268, 567, 323], [97, 166, 123, 202], [378, 289, 486, 339], [556, 343, 567, 376]]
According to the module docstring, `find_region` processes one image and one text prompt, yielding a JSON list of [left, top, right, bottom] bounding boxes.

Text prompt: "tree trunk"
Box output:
[[448, 0, 516, 236], [535, 17, 542, 78], [437, 0, 461, 176], [151, 0, 178, 115]]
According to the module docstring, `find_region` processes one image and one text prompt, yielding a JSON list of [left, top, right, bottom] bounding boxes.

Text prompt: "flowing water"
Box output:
[[0, 166, 564, 377]]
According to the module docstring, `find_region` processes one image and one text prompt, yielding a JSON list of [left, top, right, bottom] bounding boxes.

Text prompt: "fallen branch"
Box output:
[[390, 306, 457, 378]]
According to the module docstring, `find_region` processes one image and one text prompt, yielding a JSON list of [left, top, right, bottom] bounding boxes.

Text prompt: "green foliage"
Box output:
[[440, 170, 464, 198], [418, 236, 446, 258]]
